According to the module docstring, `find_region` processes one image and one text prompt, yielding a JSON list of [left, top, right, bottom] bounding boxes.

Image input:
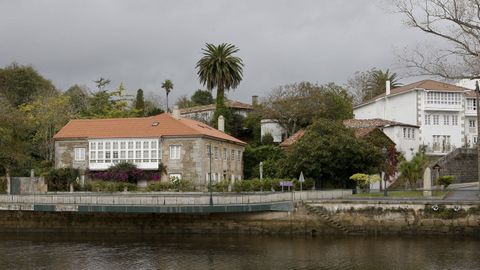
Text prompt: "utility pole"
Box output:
[[476, 82, 480, 190]]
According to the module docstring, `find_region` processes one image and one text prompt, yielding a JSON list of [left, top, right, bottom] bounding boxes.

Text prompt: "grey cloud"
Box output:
[[0, 0, 430, 103]]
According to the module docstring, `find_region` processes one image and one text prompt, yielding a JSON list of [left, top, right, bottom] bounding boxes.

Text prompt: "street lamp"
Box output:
[[383, 147, 388, 197], [208, 144, 213, 206], [476, 81, 480, 190]]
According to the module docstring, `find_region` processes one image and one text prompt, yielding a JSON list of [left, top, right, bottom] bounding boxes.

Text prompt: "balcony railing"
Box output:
[[426, 143, 453, 154]]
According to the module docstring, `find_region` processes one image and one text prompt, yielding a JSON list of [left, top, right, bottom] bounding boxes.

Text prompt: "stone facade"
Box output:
[[55, 140, 89, 171], [162, 137, 244, 187], [430, 148, 478, 184]]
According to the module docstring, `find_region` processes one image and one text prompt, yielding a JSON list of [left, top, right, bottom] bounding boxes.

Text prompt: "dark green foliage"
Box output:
[[261, 82, 353, 136], [437, 175, 454, 187], [45, 168, 80, 191], [0, 63, 57, 107], [146, 179, 194, 192], [135, 89, 145, 116], [196, 43, 244, 128], [262, 133, 274, 145], [63, 85, 89, 115], [85, 181, 138, 192], [229, 178, 314, 192], [242, 109, 262, 145], [280, 118, 383, 189], [243, 145, 285, 179], [191, 89, 214, 105]]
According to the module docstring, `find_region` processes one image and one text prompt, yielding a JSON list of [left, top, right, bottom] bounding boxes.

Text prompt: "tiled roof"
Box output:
[[279, 129, 305, 148], [180, 100, 253, 114], [280, 118, 410, 148], [343, 118, 419, 128], [465, 90, 477, 97], [53, 113, 246, 145], [357, 79, 470, 107]]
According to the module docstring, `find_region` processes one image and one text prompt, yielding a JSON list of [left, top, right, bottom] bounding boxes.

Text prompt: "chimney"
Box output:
[[386, 80, 391, 96], [172, 105, 181, 119], [252, 95, 258, 106], [218, 115, 225, 132]]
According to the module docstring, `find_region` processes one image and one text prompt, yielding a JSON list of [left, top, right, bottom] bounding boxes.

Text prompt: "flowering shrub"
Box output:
[[88, 162, 165, 183]]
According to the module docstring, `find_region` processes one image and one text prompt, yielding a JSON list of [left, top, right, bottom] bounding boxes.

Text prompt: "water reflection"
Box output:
[[0, 233, 478, 270]]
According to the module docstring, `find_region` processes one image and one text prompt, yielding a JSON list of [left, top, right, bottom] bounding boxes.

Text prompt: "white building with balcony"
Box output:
[[353, 79, 474, 156]]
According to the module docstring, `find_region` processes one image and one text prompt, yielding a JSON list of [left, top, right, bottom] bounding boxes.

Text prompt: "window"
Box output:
[[105, 142, 111, 150], [98, 151, 104, 160], [120, 142, 126, 149], [223, 148, 227, 160], [206, 145, 212, 158], [403, 128, 407, 138], [452, 115, 458, 126], [411, 129, 415, 139], [135, 141, 141, 149], [143, 141, 149, 149], [128, 141, 134, 149], [143, 150, 149, 162], [151, 150, 157, 161], [426, 92, 461, 105], [74, 148, 85, 161], [237, 150, 241, 161], [90, 151, 96, 160], [433, 115, 439, 125], [90, 142, 96, 150], [151, 141, 157, 149], [128, 150, 134, 159], [120, 151, 126, 159], [425, 114, 431, 125], [113, 151, 119, 159], [214, 147, 218, 160], [467, 99, 477, 111], [98, 142, 104, 150], [169, 145, 181, 160], [443, 115, 450, 125], [231, 150, 235, 160], [470, 120, 476, 128], [113, 142, 118, 149]]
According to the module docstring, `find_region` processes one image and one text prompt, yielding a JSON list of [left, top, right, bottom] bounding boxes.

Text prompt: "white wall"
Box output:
[[260, 119, 285, 143], [382, 126, 419, 160]]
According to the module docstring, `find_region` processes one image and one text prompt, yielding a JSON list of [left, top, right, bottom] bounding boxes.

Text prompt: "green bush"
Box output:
[[147, 182, 173, 192], [87, 181, 138, 192], [0, 178, 6, 193], [437, 175, 454, 188], [213, 180, 230, 192], [45, 168, 80, 191]]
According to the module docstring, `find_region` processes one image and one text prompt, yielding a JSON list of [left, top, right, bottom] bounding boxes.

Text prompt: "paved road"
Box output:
[[444, 182, 480, 201]]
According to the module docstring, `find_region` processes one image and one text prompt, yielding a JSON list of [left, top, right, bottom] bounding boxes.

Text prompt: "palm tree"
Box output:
[[363, 69, 402, 101], [162, 79, 173, 112], [196, 43, 244, 126]]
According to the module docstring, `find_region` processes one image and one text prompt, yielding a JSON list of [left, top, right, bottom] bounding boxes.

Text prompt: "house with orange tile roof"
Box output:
[[354, 79, 477, 156], [53, 107, 246, 186], [179, 99, 253, 123]]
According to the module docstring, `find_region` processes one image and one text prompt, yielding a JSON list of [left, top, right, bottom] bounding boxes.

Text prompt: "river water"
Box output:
[[0, 233, 479, 270]]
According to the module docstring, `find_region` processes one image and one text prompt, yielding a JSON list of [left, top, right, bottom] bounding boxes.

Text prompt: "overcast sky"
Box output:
[[0, 0, 432, 104]]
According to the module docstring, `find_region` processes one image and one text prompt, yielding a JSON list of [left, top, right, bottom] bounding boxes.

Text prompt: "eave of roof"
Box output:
[[354, 79, 470, 109]]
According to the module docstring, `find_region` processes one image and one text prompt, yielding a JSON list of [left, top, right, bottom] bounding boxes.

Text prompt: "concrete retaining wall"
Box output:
[[0, 190, 351, 207]]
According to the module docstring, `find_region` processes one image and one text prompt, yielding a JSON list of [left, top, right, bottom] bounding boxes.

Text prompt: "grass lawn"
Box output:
[[350, 190, 446, 198]]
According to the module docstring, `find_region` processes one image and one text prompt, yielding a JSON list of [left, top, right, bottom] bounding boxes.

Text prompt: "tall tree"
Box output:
[[196, 43, 244, 129], [83, 80, 137, 118], [347, 68, 402, 103], [191, 89, 214, 105], [161, 79, 173, 112], [0, 63, 57, 107], [63, 84, 89, 116], [175, 95, 196, 109], [394, 0, 480, 79], [280, 118, 383, 188], [20, 95, 73, 162], [261, 82, 353, 136], [0, 101, 30, 179], [135, 89, 145, 116]]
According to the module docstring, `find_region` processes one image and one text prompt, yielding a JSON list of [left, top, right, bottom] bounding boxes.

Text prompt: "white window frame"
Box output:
[[169, 145, 181, 160], [74, 148, 86, 161]]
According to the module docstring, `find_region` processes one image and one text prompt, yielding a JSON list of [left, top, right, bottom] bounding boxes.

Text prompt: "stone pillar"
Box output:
[[423, 167, 432, 197], [218, 115, 225, 132]]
